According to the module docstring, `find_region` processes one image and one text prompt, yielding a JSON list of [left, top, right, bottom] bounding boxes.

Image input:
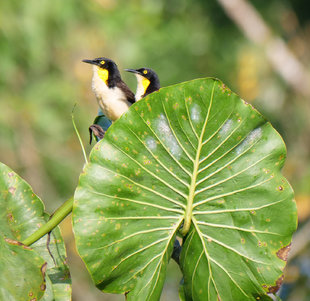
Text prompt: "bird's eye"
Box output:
[[100, 60, 105, 65], [143, 70, 148, 74]]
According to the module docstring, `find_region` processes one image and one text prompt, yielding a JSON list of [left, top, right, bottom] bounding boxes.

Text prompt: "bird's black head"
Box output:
[[125, 67, 160, 98], [82, 57, 121, 85], [126, 68, 159, 84]]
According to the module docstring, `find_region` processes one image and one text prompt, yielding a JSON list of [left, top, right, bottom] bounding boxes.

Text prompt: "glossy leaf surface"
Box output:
[[0, 162, 71, 300], [73, 78, 297, 300]]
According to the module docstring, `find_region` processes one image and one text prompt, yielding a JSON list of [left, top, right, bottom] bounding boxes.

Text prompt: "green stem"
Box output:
[[72, 104, 88, 165], [22, 197, 73, 246]]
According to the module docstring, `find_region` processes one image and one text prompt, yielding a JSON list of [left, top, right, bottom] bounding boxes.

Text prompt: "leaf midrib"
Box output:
[[181, 82, 216, 236]]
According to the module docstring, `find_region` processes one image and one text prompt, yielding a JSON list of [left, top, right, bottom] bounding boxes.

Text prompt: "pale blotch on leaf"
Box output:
[[219, 119, 233, 135], [190, 104, 201, 122], [156, 114, 182, 160], [145, 137, 157, 151], [235, 127, 262, 155]]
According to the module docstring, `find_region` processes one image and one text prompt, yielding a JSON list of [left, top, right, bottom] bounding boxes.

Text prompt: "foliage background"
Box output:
[[0, 0, 309, 300]]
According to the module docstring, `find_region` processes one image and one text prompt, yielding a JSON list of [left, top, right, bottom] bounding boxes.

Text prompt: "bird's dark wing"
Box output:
[[116, 80, 135, 104]]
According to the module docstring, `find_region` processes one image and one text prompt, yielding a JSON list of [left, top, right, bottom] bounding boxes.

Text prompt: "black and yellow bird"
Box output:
[[125, 68, 160, 101], [83, 57, 135, 121]]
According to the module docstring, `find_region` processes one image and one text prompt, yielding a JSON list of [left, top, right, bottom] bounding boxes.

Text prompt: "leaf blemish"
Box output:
[[190, 104, 201, 122], [219, 119, 233, 135], [277, 243, 291, 261], [235, 128, 262, 155], [145, 137, 157, 151], [7, 212, 14, 221], [157, 114, 182, 159], [173, 103, 179, 110], [267, 274, 284, 293], [8, 186, 16, 194]]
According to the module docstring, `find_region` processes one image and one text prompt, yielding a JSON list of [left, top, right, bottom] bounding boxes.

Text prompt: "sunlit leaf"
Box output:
[[73, 78, 297, 300]]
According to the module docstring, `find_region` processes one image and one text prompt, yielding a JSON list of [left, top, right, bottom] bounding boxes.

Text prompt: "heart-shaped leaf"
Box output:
[[0, 162, 71, 300], [73, 78, 297, 300]]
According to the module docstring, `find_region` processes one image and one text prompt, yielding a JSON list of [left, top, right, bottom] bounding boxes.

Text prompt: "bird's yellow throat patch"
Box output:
[[97, 68, 109, 84], [142, 77, 150, 93]]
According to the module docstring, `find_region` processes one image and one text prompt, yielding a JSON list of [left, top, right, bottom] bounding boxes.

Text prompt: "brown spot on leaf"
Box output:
[[29, 292, 33, 296], [267, 275, 284, 293], [41, 262, 47, 279], [277, 243, 291, 261], [8, 186, 16, 194], [40, 283, 46, 291], [8, 172, 14, 177], [4, 238, 31, 250], [7, 212, 14, 221], [30, 298, 37, 301]]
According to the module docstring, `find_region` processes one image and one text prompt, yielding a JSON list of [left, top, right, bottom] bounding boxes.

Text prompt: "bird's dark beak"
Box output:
[[125, 68, 141, 75], [82, 59, 97, 65]]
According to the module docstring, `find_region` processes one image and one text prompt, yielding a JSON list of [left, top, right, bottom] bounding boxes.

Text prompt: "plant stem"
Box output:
[[22, 197, 73, 246], [72, 104, 89, 165]]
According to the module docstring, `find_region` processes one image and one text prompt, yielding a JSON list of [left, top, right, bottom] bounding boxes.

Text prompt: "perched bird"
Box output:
[[83, 57, 135, 121], [125, 68, 160, 101]]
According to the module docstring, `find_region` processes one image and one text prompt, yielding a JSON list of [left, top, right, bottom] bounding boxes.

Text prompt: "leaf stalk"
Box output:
[[22, 197, 73, 246]]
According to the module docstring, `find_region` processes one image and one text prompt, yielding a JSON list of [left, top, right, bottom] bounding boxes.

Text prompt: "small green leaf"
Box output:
[[73, 78, 297, 300], [0, 162, 71, 300]]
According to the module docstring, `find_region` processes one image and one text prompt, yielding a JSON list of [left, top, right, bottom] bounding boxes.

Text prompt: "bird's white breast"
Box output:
[[91, 66, 131, 121]]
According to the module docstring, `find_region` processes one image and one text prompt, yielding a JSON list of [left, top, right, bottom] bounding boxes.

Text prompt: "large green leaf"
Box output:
[[0, 162, 71, 300], [73, 78, 297, 300]]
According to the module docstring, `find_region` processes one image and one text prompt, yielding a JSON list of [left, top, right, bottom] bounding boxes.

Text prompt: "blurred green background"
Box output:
[[1, 0, 310, 300]]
